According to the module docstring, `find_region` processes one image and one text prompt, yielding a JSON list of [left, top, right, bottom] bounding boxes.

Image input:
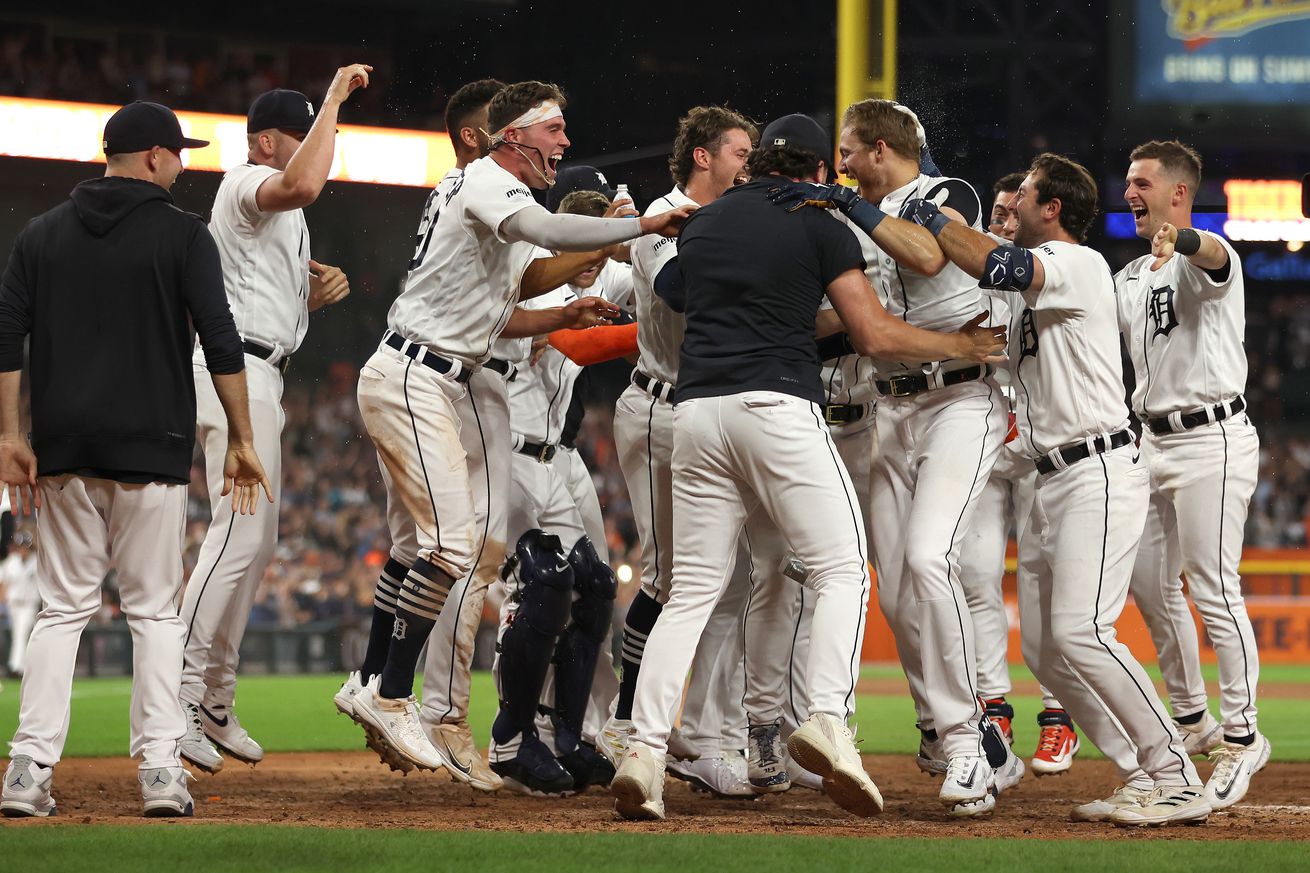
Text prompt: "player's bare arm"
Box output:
[[1149, 222, 1229, 273], [209, 371, 274, 514], [826, 267, 1005, 363], [500, 296, 620, 338], [308, 259, 350, 311], [815, 307, 845, 338], [255, 63, 372, 212], [0, 370, 37, 515], [907, 198, 1049, 295]]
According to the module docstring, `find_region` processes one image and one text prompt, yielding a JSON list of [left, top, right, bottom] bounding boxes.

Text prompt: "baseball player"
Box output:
[[599, 105, 757, 765], [333, 80, 690, 772], [1115, 140, 1268, 809], [2, 530, 38, 677], [611, 128, 1007, 821], [0, 101, 270, 818], [959, 171, 1083, 775], [399, 78, 510, 791], [914, 152, 1209, 826], [179, 68, 365, 775], [772, 99, 1023, 815]]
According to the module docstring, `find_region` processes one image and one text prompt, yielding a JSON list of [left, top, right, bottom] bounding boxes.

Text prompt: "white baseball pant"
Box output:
[[6, 599, 38, 676], [357, 345, 476, 586], [419, 367, 511, 729], [870, 379, 1006, 758], [743, 414, 876, 731], [10, 476, 187, 768], [613, 382, 675, 604], [675, 554, 749, 754], [631, 391, 870, 755], [179, 357, 284, 709], [1130, 417, 1260, 737], [1027, 444, 1198, 786]]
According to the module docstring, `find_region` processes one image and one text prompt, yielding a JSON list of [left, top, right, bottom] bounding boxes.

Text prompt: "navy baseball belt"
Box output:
[[1035, 429, 1134, 475], [633, 370, 676, 403], [875, 365, 986, 399], [484, 357, 517, 381], [242, 340, 291, 375], [1142, 396, 1245, 436], [516, 440, 557, 462], [823, 402, 869, 425], [383, 331, 471, 384]]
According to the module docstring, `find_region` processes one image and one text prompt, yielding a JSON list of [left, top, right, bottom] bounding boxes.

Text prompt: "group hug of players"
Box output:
[[314, 75, 1264, 828], [3, 64, 1266, 827]]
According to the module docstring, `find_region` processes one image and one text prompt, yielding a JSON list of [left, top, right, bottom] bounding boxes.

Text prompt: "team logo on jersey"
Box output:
[[1148, 285, 1180, 339], [1019, 308, 1039, 359]]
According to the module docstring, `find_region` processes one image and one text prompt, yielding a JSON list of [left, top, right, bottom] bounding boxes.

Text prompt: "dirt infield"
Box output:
[[4, 751, 1308, 841]]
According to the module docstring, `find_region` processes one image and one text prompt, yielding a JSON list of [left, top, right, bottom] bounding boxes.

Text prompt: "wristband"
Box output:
[[847, 199, 888, 236], [1174, 227, 1202, 256]]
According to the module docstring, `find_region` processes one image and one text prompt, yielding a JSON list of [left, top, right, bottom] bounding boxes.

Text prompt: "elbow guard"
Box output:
[[981, 244, 1034, 292]]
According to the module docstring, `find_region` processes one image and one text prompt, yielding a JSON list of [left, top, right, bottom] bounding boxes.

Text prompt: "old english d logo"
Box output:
[[1148, 285, 1179, 339], [1019, 308, 1039, 359]]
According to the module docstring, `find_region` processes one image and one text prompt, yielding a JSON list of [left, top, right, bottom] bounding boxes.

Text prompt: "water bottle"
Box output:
[[613, 183, 632, 208]]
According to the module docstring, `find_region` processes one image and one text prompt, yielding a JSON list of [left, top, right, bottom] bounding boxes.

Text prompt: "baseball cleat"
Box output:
[[916, 729, 948, 777], [788, 713, 883, 817], [747, 719, 791, 793], [179, 702, 224, 774], [333, 671, 366, 717], [199, 704, 264, 765], [784, 748, 826, 793], [1204, 732, 1271, 810], [351, 675, 444, 772], [666, 727, 702, 762], [489, 734, 575, 796], [427, 722, 501, 791], [2, 755, 57, 818], [1031, 709, 1079, 776], [1070, 784, 1151, 822], [939, 755, 994, 807], [597, 715, 636, 769], [334, 671, 411, 773], [1174, 710, 1224, 757], [992, 744, 1026, 794], [1110, 785, 1210, 827], [983, 698, 1015, 747], [948, 793, 997, 819], [559, 742, 616, 792], [612, 744, 666, 821], [140, 766, 194, 818], [668, 752, 754, 798]]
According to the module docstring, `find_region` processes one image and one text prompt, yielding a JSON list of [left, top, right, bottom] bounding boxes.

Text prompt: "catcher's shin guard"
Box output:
[[550, 536, 617, 754], [492, 530, 573, 745]]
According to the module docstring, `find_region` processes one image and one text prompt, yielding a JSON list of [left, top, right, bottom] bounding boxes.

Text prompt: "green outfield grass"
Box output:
[[1, 663, 1307, 760], [0, 827, 1306, 873]]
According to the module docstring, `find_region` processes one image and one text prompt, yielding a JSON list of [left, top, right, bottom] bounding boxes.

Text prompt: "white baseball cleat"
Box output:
[[200, 704, 264, 765], [1174, 711, 1224, 757], [787, 713, 883, 817], [140, 766, 194, 817], [1070, 784, 1152, 822], [667, 753, 754, 798], [1110, 785, 1211, 827], [597, 715, 636, 769], [179, 702, 224, 774], [611, 744, 666, 821], [948, 792, 997, 819], [336, 671, 415, 774], [1204, 733, 1272, 810], [2, 755, 57, 818], [747, 720, 791, 794], [333, 671, 365, 717], [427, 722, 503, 792], [784, 748, 826, 793], [350, 675, 444, 772], [938, 755, 995, 807], [666, 727, 702, 762], [992, 745, 1026, 795]]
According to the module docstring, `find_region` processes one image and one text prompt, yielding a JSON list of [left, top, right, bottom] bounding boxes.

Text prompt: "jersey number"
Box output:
[[407, 190, 442, 272]]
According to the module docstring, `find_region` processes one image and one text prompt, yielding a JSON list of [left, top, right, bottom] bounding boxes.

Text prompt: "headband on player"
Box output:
[[487, 100, 564, 146]]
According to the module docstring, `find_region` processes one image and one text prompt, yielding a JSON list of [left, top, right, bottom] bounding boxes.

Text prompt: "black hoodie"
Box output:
[[0, 176, 244, 484]]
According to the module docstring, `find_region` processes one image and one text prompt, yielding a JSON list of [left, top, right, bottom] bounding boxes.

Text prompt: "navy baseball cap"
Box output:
[[102, 101, 208, 156], [759, 114, 832, 163], [248, 89, 317, 134], [547, 164, 617, 213]]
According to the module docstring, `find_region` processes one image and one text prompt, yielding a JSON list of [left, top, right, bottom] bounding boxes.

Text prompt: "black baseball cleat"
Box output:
[[558, 742, 616, 791], [491, 735, 576, 796]]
